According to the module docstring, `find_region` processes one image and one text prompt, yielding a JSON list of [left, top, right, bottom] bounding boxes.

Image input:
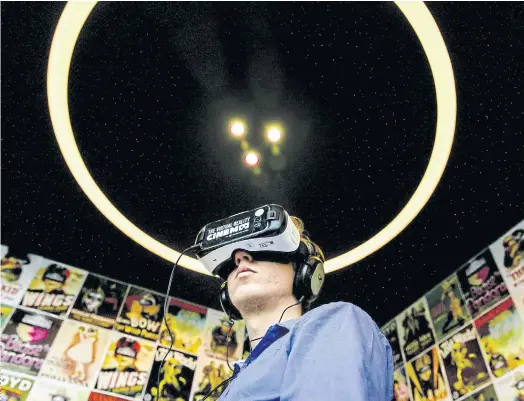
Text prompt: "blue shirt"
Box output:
[[218, 302, 393, 401]]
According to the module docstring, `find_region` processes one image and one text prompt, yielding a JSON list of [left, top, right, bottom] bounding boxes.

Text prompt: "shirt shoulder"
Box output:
[[294, 301, 385, 355], [301, 301, 378, 328]]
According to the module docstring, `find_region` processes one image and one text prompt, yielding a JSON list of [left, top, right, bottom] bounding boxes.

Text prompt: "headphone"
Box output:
[[219, 237, 325, 321]]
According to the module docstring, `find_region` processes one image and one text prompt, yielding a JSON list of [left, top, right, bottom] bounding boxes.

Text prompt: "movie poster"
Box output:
[[190, 355, 233, 401], [94, 332, 155, 399], [0, 309, 61, 375], [457, 250, 509, 319], [1, 245, 43, 307], [0, 370, 35, 401], [115, 286, 165, 342], [26, 377, 90, 401], [242, 327, 250, 360], [438, 324, 490, 400], [70, 274, 128, 329], [20, 258, 87, 317], [463, 385, 498, 401], [474, 297, 524, 378], [406, 347, 450, 401], [158, 298, 207, 356], [1, 305, 14, 330], [426, 273, 471, 341], [39, 319, 111, 388], [382, 319, 404, 369], [202, 309, 245, 362], [393, 366, 411, 401], [397, 298, 436, 361], [494, 366, 524, 401], [88, 393, 130, 401], [489, 221, 524, 316], [142, 345, 197, 401]]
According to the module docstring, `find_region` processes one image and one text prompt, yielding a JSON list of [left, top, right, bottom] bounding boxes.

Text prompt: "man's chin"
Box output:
[[231, 285, 268, 309]]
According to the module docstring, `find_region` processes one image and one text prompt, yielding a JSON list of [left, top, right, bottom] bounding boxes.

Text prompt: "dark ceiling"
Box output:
[[2, 2, 523, 327]]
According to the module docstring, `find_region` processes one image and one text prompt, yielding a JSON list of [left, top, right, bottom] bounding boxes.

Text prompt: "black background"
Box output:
[[2, 2, 523, 326]]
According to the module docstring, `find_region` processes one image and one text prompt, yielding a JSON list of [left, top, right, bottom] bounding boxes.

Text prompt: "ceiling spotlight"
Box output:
[[230, 122, 245, 137], [266, 127, 282, 143], [244, 152, 260, 167]]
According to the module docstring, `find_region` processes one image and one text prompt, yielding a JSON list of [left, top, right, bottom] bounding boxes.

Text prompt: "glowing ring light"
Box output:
[[47, 2, 456, 275]]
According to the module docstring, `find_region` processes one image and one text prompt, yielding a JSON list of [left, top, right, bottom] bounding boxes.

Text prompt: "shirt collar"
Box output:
[[233, 317, 303, 372]]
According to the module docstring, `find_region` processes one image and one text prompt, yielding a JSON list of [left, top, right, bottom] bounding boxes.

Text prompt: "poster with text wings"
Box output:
[[20, 257, 87, 317]]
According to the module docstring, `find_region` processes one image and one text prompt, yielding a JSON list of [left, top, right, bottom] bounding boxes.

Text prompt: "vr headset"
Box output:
[[194, 204, 302, 279]]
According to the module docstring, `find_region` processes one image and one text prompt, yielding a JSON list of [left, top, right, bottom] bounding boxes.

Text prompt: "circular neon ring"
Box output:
[[47, 2, 456, 275]]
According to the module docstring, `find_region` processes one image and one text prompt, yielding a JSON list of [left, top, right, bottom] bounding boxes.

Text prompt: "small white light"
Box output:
[[244, 152, 260, 167], [267, 128, 281, 143], [230, 122, 245, 137]]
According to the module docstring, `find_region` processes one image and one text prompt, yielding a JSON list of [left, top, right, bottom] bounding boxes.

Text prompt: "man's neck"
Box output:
[[242, 297, 302, 350]]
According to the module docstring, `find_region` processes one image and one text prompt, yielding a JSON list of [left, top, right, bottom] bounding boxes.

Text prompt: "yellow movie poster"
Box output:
[[21, 258, 87, 317], [202, 309, 245, 362], [115, 286, 165, 342], [0, 370, 35, 401], [190, 355, 233, 401], [1, 245, 43, 307], [94, 333, 155, 399], [158, 297, 207, 355]]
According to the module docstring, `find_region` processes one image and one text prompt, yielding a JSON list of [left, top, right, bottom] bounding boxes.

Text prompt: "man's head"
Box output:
[[226, 249, 297, 316], [223, 216, 325, 319]]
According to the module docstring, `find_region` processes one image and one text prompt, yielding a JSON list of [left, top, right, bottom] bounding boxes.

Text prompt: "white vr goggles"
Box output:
[[194, 204, 302, 279]]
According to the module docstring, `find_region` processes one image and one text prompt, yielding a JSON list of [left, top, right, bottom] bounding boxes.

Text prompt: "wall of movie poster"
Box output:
[[383, 219, 524, 401], [2, 219, 523, 401], [0, 245, 249, 401]]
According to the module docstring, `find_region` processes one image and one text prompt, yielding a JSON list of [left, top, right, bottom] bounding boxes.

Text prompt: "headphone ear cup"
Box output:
[[293, 257, 325, 305], [309, 260, 325, 298], [219, 282, 242, 321]]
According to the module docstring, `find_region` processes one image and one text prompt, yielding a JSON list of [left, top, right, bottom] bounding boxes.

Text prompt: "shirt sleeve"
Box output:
[[280, 302, 393, 401]]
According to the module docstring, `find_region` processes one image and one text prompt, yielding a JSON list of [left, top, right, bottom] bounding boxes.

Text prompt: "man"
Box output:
[[194, 206, 393, 400]]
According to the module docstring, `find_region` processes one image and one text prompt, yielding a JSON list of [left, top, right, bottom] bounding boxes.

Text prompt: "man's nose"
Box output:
[[234, 250, 253, 266]]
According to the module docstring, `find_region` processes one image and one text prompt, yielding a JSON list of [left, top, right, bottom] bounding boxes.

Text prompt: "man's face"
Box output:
[[227, 250, 295, 311]]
